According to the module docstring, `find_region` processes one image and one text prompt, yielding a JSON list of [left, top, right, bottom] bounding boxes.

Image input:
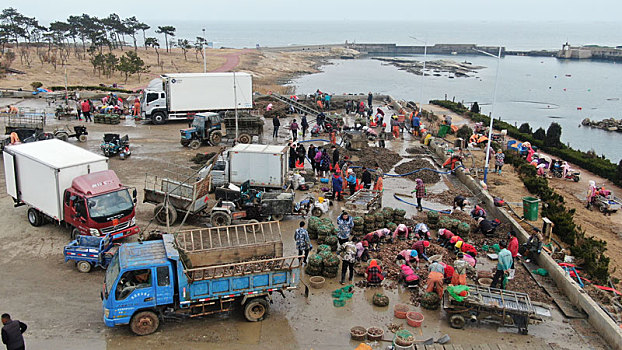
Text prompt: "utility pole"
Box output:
[[234, 71, 238, 139], [202, 28, 207, 73]]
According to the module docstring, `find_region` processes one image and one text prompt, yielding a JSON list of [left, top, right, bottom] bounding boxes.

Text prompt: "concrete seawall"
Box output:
[[428, 138, 622, 350]]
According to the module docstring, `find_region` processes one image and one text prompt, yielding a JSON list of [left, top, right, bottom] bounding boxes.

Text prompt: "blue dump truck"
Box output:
[[101, 221, 300, 335]]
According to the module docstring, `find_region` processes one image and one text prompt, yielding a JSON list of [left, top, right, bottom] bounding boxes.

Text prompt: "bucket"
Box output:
[[394, 303, 409, 319], [309, 276, 325, 289], [366, 327, 384, 341], [350, 326, 366, 341], [406, 312, 424, 327]]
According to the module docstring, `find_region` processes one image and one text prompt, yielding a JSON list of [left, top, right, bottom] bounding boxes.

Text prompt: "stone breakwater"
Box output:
[[581, 117, 622, 132]]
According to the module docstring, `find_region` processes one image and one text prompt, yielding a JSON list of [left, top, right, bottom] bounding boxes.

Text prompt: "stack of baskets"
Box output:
[[305, 254, 324, 276], [352, 216, 364, 237], [307, 216, 322, 240], [319, 245, 340, 278], [427, 210, 440, 228], [93, 113, 121, 124], [316, 217, 336, 244]]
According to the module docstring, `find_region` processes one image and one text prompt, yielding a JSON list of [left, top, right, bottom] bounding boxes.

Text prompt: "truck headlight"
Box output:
[[104, 308, 110, 318], [90, 228, 100, 236], [130, 217, 136, 226]]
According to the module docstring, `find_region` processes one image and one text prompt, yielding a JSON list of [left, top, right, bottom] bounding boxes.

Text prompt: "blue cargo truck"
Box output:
[[101, 221, 300, 335]]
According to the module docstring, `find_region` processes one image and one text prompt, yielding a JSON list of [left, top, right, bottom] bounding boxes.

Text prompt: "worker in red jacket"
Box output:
[[507, 231, 519, 268], [411, 240, 430, 261], [455, 240, 478, 258]]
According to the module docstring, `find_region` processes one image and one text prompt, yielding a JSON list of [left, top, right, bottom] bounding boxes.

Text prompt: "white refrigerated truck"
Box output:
[[141, 72, 253, 124], [205, 144, 289, 190]]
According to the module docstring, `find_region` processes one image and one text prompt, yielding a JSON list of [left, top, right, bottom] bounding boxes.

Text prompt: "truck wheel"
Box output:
[[55, 132, 69, 142], [152, 112, 166, 125], [154, 203, 178, 225], [27, 208, 43, 227], [189, 140, 201, 150], [272, 214, 284, 221], [311, 207, 323, 217], [238, 133, 252, 144], [78, 134, 88, 142], [211, 211, 231, 227], [244, 298, 269, 322], [76, 261, 92, 273], [130, 311, 160, 336], [449, 314, 466, 329], [210, 131, 222, 146]]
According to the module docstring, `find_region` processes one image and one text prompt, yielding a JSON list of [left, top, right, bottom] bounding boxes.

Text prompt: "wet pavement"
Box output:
[[0, 97, 608, 349]]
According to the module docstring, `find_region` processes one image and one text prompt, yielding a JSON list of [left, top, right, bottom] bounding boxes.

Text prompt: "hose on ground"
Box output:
[[393, 193, 452, 214]]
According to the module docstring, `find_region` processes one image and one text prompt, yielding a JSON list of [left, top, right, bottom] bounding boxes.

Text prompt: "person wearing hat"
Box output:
[[363, 228, 389, 251], [331, 170, 344, 201], [399, 263, 420, 287], [452, 252, 474, 286], [414, 222, 430, 240], [426, 258, 445, 298], [365, 259, 385, 286], [346, 168, 357, 196], [411, 240, 430, 262], [392, 224, 412, 241], [491, 240, 513, 289], [355, 238, 370, 262], [470, 205, 487, 220], [455, 240, 478, 257], [396, 249, 419, 268], [437, 228, 455, 247]]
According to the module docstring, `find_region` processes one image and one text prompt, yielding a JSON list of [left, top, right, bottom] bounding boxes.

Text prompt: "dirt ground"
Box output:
[[0, 96, 610, 349]]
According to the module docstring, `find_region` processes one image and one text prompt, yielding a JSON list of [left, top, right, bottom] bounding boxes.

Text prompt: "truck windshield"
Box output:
[[191, 117, 205, 128], [105, 253, 120, 298], [87, 189, 134, 223]]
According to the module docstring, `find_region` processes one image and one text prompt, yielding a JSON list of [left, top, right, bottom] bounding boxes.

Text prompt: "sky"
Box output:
[[2, 0, 621, 22]]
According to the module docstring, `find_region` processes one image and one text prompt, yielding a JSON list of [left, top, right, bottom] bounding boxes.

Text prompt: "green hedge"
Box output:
[[430, 100, 620, 186], [49, 85, 135, 94], [504, 150, 609, 282]]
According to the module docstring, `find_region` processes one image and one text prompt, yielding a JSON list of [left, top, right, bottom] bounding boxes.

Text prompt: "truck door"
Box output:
[[145, 92, 161, 113], [114, 268, 157, 313], [155, 265, 174, 306]]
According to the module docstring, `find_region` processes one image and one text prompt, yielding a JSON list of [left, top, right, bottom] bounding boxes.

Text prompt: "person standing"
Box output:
[[1, 314, 26, 350], [451, 252, 473, 286], [324, 94, 331, 110], [288, 142, 297, 169], [76, 100, 82, 120], [367, 92, 373, 108], [331, 145, 340, 169], [361, 167, 372, 189], [133, 98, 141, 117], [338, 236, 357, 285], [272, 115, 280, 139], [307, 144, 317, 173], [337, 211, 354, 245], [412, 178, 426, 212], [507, 231, 519, 268], [586, 180, 597, 209], [320, 149, 331, 178], [81, 99, 91, 122], [301, 114, 309, 138], [345, 169, 357, 196], [411, 111, 420, 136], [491, 240, 512, 290], [332, 170, 344, 201], [290, 119, 299, 141], [294, 221, 311, 265], [296, 143, 306, 167]]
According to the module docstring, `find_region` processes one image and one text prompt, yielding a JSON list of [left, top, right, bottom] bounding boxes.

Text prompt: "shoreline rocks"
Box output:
[[581, 118, 622, 132]]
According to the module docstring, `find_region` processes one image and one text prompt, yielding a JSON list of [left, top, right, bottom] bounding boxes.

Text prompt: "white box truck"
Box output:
[[4, 139, 139, 240], [206, 144, 289, 189], [141, 72, 253, 124]]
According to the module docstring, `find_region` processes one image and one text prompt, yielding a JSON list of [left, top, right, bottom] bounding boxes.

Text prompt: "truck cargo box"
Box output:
[[165, 73, 253, 112], [3, 139, 108, 220], [227, 144, 288, 188]]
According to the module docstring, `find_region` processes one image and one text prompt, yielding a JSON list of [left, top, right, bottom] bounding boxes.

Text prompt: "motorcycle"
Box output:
[[551, 167, 580, 182]]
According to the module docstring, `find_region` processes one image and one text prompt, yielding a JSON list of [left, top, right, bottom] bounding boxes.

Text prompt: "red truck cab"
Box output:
[[63, 170, 139, 240]]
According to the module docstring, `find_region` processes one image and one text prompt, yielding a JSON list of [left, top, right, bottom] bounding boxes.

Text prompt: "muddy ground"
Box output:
[[0, 97, 609, 349]]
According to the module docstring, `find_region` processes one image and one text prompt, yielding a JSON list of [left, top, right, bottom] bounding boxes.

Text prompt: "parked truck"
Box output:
[[205, 144, 289, 190], [3, 139, 139, 240], [102, 222, 301, 335], [180, 112, 263, 148], [141, 72, 253, 124]]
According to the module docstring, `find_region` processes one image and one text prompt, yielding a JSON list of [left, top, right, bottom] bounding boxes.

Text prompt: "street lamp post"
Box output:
[[409, 36, 427, 114], [202, 28, 207, 73], [472, 47, 502, 184]]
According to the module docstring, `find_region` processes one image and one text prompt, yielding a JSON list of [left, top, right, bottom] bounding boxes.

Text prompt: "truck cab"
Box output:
[[141, 84, 167, 124], [64, 170, 139, 240]]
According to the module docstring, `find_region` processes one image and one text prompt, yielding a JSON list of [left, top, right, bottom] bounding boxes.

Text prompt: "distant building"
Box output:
[[558, 42, 622, 61]]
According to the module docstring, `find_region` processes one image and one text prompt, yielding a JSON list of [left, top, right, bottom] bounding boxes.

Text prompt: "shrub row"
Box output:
[[430, 100, 621, 187], [504, 150, 610, 282], [49, 85, 135, 94]]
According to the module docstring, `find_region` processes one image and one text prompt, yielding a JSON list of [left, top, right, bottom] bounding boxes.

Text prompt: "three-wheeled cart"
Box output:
[[63, 233, 119, 273], [442, 284, 536, 334], [593, 192, 621, 214]]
